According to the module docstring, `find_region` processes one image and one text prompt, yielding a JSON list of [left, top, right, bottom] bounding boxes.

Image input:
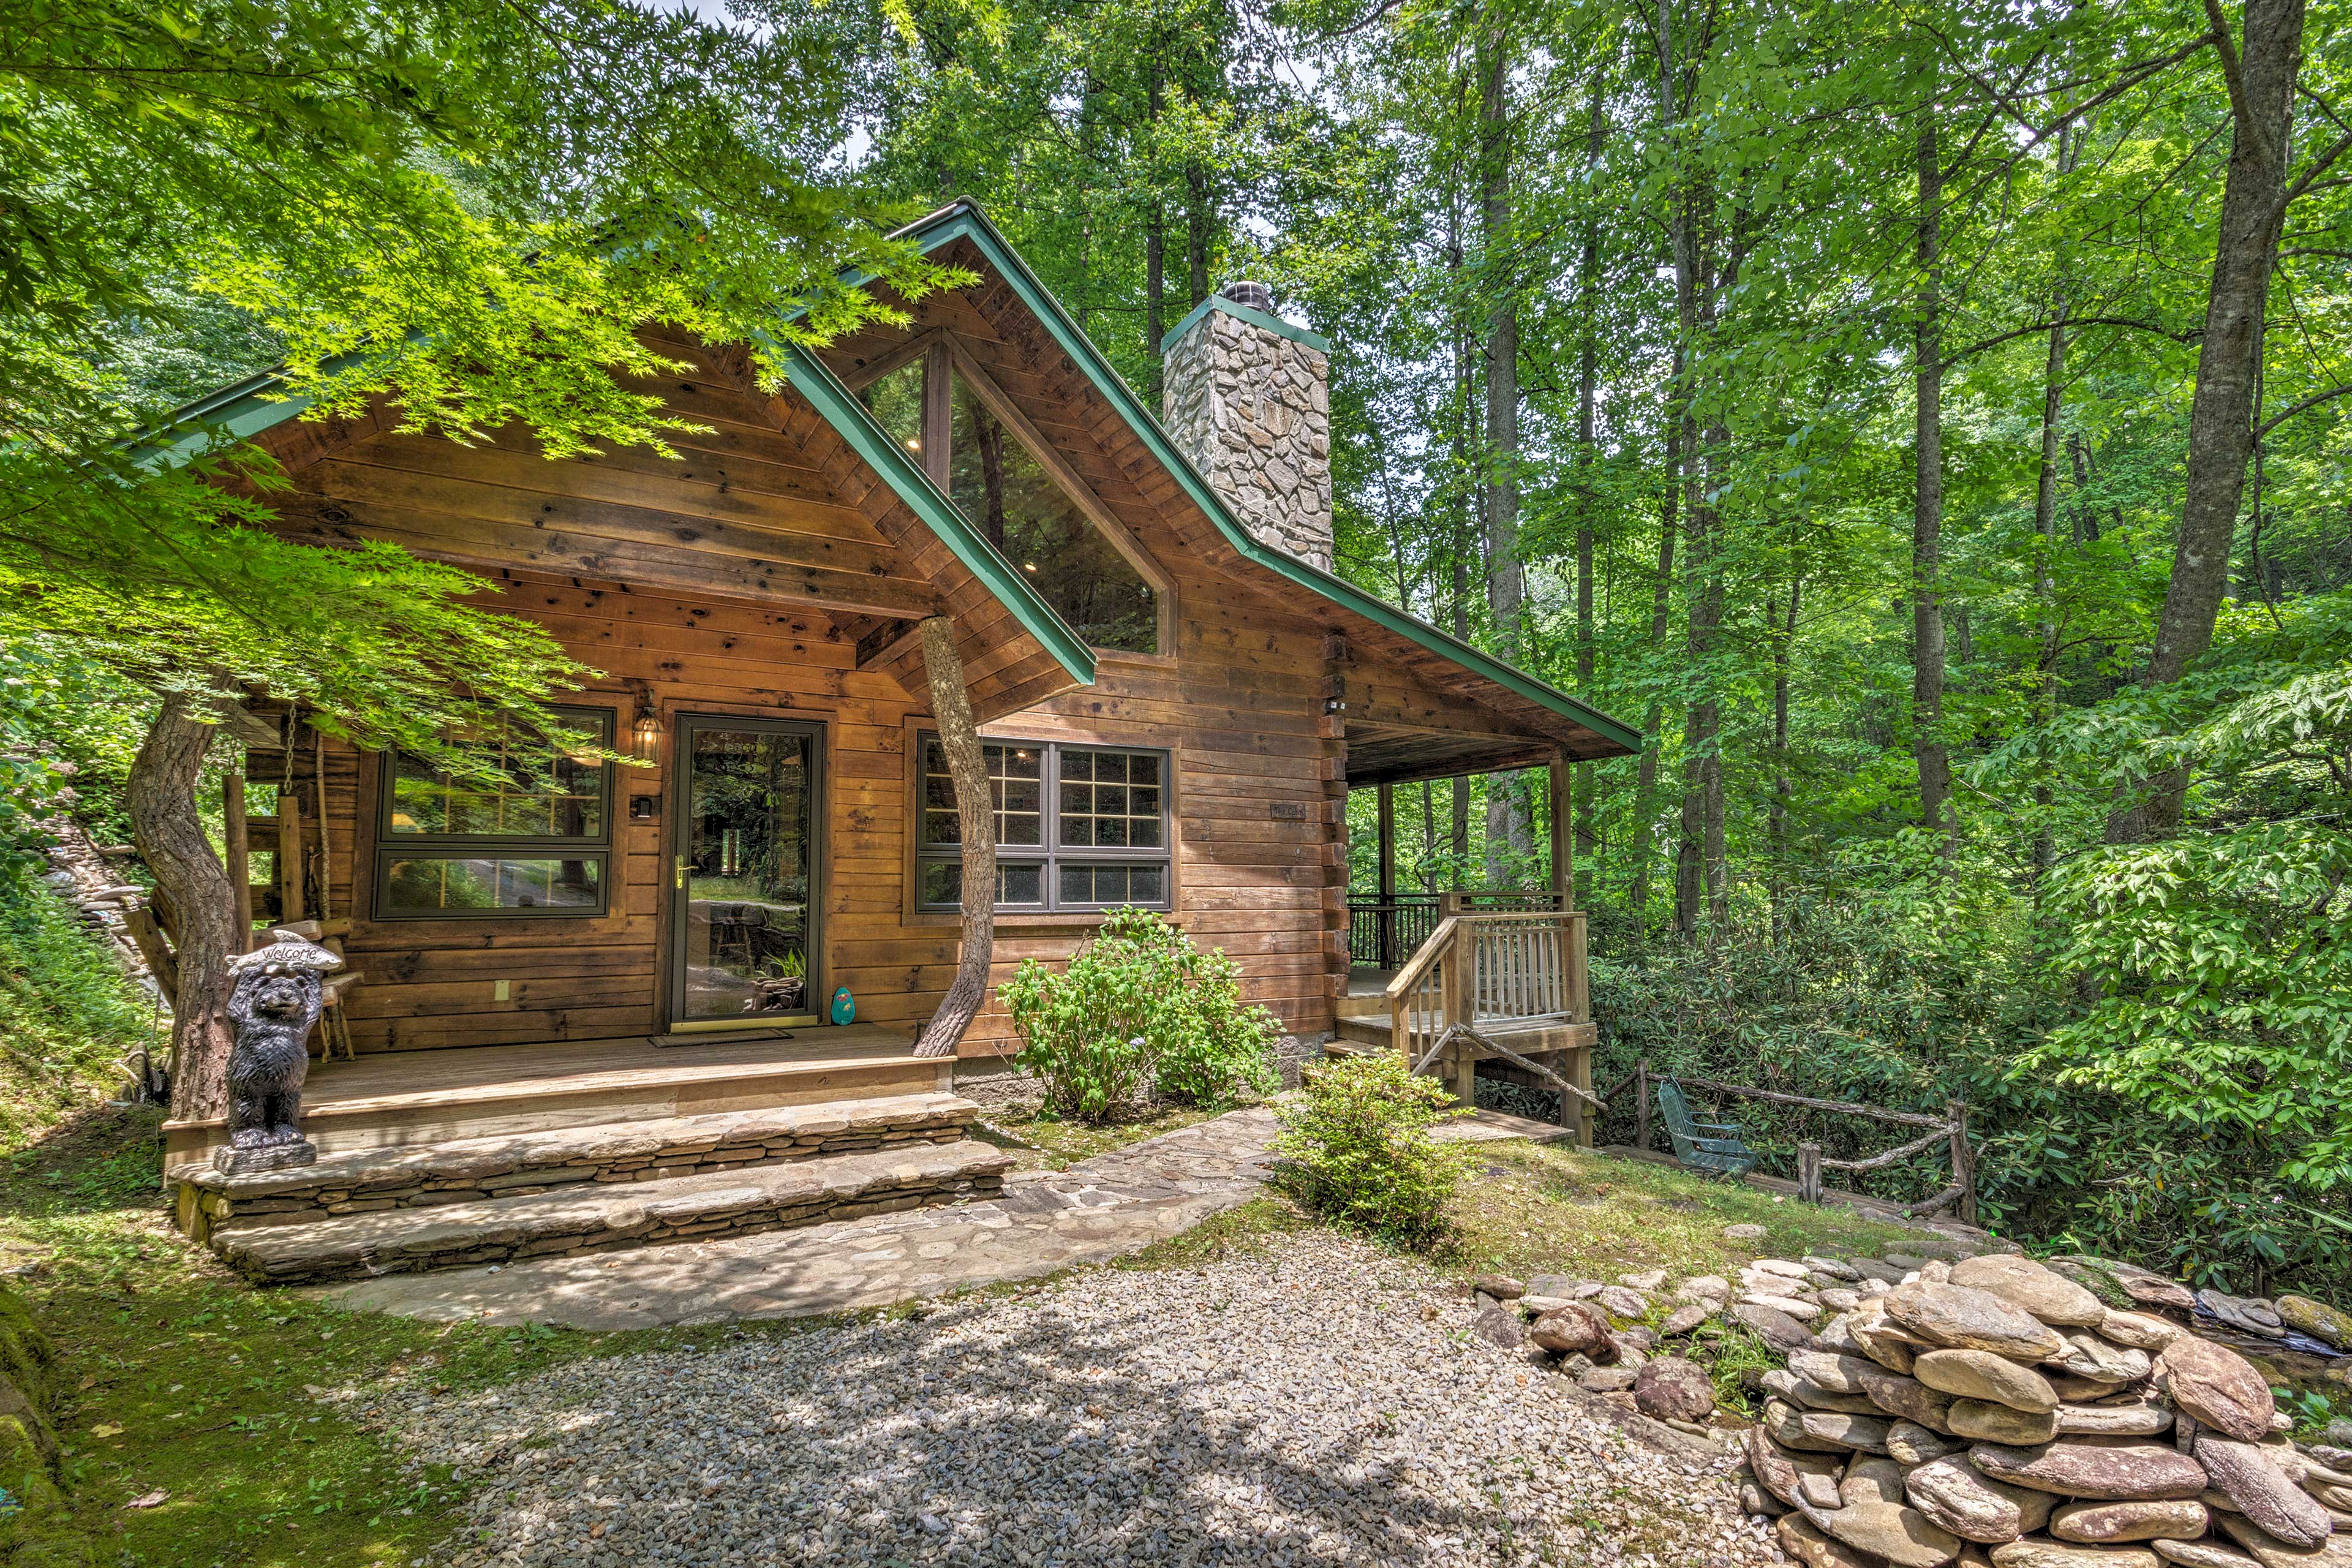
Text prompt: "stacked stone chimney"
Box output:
[[1160, 281, 1334, 571]]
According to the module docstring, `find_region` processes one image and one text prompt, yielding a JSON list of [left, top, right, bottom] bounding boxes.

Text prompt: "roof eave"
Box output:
[[883, 200, 1642, 758]]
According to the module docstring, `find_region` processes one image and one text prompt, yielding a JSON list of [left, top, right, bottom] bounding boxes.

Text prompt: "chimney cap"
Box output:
[[1219, 280, 1275, 312]]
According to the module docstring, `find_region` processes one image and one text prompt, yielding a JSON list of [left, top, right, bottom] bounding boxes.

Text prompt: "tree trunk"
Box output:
[[1572, 91, 1605, 903], [1768, 573, 1801, 927], [1143, 69, 1167, 409], [2033, 301, 2071, 882], [1186, 165, 1212, 307], [1913, 99, 1955, 850], [914, 616, 995, 1058], [1480, 20, 1530, 881], [130, 692, 240, 1121], [2113, 0, 2304, 842], [1628, 420, 1680, 927]]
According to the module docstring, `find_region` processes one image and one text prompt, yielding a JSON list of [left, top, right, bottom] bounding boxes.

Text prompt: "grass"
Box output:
[[1442, 1137, 1956, 1286], [973, 1100, 1222, 1169], [0, 1104, 865, 1568]]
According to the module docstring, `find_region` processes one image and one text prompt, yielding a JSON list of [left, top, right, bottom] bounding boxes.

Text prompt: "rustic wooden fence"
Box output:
[[1599, 1057, 1978, 1224]]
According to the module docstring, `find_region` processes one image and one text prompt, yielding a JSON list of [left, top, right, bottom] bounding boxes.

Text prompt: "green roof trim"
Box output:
[[769, 337, 1096, 690], [122, 366, 313, 475], [1160, 294, 1331, 357], [890, 202, 1642, 756]]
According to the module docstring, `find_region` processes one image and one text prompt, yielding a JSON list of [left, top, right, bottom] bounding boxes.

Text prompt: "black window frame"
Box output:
[[915, 734, 1172, 914], [371, 704, 616, 921]]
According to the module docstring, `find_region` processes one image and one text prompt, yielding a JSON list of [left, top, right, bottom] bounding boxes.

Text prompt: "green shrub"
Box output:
[[1271, 1051, 1468, 1246], [999, 908, 1278, 1121], [0, 861, 160, 1145]]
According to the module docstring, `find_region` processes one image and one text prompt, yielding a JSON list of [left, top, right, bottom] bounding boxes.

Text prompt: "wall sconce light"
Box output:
[[631, 688, 661, 761]]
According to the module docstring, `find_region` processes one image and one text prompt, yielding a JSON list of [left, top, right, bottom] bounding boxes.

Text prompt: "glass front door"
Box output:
[[669, 717, 822, 1027]]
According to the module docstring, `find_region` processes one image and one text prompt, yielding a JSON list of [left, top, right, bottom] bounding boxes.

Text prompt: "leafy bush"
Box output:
[[999, 908, 1278, 1121], [1270, 1052, 1468, 1246], [0, 861, 160, 1145]]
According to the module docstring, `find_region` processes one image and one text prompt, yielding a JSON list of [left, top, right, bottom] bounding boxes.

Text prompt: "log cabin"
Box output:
[[146, 201, 1640, 1280]]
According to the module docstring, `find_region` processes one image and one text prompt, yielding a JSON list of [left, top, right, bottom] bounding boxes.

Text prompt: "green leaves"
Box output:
[[1000, 908, 1279, 1121], [1270, 1051, 1469, 1247]]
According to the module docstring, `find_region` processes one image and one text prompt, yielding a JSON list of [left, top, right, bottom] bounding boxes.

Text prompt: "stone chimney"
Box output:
[[1161, 281, 1333, 572]]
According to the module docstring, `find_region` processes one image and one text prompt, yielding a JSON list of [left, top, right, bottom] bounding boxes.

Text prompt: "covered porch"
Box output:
[[1336, 726, 1602, 1143]]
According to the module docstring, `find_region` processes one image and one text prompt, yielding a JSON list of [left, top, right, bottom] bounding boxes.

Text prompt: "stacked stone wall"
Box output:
[[1163, 306, 1334, 570]]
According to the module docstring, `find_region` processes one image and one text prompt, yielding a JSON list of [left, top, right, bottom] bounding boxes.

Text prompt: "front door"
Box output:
[[667, 715, 823, 1028]]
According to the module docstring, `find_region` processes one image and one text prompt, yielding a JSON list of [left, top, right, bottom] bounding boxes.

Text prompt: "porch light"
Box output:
[[631, 691, 661, 760]]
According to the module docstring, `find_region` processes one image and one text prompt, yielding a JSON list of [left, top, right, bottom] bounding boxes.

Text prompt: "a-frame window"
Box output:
[[856, 342, 1166, 655]]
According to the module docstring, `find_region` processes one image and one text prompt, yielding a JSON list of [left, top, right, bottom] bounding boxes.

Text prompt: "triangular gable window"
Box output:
[[856, 347, 1163, 654]]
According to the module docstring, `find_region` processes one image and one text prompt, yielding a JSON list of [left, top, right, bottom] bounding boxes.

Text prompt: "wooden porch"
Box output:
[[160, 1025, 944, 1164]]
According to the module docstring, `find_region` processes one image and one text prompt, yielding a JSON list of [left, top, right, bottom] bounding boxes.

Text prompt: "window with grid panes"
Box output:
[[374, 707, 613, 918], [916, 736, 1170, 912]]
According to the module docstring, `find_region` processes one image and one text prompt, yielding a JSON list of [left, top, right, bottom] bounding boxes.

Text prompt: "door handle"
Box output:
[[674, 855, 688, 891]]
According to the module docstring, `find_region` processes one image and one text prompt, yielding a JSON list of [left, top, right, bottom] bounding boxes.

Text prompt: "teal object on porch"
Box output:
[[830, 986, 856, 1025]]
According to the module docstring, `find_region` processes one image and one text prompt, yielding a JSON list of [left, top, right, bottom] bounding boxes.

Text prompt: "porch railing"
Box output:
[[1345, 888, 1565, 967], [1385, 909, 1589, 1076]]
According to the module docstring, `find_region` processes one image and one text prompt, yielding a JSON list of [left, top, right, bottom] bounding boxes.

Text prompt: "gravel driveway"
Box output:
[[398, 1232, 1784, 1567]]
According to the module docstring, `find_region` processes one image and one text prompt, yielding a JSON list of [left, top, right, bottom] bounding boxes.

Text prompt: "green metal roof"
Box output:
[[884, 201, 1642, 755]]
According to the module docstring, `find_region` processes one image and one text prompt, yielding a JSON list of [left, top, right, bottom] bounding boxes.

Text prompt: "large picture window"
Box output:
[[857, 344, 1166, 654], [374, 707, 614, 919], [916, 736, 1170, 913]]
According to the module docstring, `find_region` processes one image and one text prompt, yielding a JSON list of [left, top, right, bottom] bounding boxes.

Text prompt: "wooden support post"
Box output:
[[914, 615, 994, 1060], [1548, 750, 1572, 907], [1375, 782, 1396, 970], [1947, 1100, 1978, 1224], [1635, 1057, 1651, 1152], [1570, 1047, 1594, 1148], [1566, 910, 1589, 1023], [223, 774, 251, 956], [274, 791, 304, 925], [314, 727, 332, 923], [1453, 1041, 1478, 1109], [1798, 1140, 1824, 1205]]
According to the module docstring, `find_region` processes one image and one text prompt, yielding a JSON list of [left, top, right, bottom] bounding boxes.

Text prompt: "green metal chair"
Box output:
[[1656, 1077, 1759, 1178]]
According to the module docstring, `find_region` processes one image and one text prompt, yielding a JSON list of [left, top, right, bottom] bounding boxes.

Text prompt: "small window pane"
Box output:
[[383, 856, 603, 914], [920, 858, 1045, 908], [1058, 862, 1166, 908], [861, 360, 925, 460]]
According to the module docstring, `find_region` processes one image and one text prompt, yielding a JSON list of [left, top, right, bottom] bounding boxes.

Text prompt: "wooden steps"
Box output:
[[209, 1135, 1014, 1285], [170, 1091, 979, 1240], [160, 1028, 945, 1164]]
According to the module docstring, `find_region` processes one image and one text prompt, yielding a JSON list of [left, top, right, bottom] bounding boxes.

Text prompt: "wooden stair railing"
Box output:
[[1382, 909, 1589, 1078]]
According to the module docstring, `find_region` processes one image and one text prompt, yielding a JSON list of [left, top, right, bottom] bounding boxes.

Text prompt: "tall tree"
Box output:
[[2116, 0, 2310, 842]]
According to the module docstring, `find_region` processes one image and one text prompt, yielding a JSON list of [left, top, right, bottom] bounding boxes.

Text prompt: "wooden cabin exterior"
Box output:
[[154, 201, 1637, 1175]]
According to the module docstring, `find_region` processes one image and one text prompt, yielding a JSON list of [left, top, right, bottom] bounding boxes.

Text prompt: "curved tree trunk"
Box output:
[[914, 616, 995, 1060], [129, 692, 239, 1121]]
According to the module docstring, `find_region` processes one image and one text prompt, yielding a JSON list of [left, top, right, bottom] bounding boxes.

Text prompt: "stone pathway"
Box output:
[[314, 1107, 1286, 1330]]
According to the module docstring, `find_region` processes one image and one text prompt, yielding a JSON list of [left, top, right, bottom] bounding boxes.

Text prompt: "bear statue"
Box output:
[[215, 931, 341, 1174]]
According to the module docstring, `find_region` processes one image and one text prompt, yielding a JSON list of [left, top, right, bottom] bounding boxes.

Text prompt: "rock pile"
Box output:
[[1729, 1253, 2352, 1568]]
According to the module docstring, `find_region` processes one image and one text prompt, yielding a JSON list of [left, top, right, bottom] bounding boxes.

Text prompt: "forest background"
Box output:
[[3, 0, 2348, 1296]]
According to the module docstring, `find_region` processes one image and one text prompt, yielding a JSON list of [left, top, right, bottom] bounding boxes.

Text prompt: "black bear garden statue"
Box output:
[[216, 930, 342, 1174]]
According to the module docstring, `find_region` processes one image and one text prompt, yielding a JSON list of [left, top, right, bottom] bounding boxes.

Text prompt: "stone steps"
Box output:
[[211, 1136, 1016, 1284], [171, 1092, 982, 1240]]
